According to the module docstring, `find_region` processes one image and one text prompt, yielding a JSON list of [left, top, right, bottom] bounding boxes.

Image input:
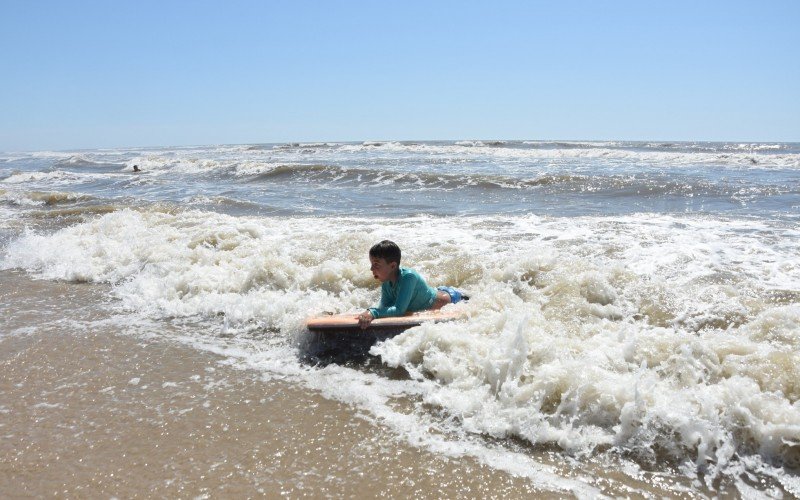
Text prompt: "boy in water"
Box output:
[[358, 240, 466, 329]]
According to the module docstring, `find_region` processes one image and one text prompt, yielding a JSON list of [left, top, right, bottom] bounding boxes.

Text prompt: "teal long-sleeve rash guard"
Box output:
[[368, 267, 438, 319]]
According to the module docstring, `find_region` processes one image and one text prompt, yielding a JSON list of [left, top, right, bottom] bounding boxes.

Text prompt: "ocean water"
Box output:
[[2, 140, 799, 496]]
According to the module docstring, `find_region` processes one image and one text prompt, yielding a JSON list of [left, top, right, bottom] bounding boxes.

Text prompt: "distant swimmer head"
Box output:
[[133, 165, 140, 172], [369, 240, 400, 282]]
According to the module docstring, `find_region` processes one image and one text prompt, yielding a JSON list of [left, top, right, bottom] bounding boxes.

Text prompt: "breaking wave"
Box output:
[[0, 189, 92, 207], [235, 163, 790, 201], [2, 208, 799, 491]]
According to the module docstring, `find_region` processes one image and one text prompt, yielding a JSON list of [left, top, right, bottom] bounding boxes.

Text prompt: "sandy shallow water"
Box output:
[[2, 269, 778, 498], [0, 271, 558, 498]]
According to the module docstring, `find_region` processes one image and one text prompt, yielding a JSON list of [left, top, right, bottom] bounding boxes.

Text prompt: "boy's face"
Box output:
[[370, 257, 397, 282]]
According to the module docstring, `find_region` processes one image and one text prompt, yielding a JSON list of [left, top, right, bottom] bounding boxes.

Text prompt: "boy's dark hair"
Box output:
[[369, 240, 401, 264]]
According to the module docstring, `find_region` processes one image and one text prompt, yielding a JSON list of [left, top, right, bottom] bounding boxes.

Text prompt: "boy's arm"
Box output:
[[369, 273, 417, 318], [378, 282, 392, 309]]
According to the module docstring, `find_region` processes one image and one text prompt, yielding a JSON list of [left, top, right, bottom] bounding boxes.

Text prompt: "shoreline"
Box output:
[[1, 269, 791, 497]]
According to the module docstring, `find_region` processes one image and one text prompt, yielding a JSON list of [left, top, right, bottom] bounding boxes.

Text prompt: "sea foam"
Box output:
[[2, 206, 799, 491]]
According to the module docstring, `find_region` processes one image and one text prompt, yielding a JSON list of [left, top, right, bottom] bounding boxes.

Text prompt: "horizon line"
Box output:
[[4, 136, 800, 153]]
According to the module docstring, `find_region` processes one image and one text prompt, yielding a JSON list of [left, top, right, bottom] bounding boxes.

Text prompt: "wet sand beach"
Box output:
[[1, 270, 549, 498]]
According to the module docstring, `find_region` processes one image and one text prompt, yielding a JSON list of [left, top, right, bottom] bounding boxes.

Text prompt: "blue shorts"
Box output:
[[437, 286, 465, 304]]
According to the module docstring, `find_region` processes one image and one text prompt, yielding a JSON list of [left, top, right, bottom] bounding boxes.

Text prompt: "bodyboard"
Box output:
[[306, 309, 463, 335]]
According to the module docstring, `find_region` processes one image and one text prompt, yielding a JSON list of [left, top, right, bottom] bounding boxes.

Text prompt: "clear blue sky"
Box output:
[[1, 0, 798, 150]]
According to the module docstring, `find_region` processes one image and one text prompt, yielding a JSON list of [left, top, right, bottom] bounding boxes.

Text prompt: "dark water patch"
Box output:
[[299, 330, 399, 366]]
